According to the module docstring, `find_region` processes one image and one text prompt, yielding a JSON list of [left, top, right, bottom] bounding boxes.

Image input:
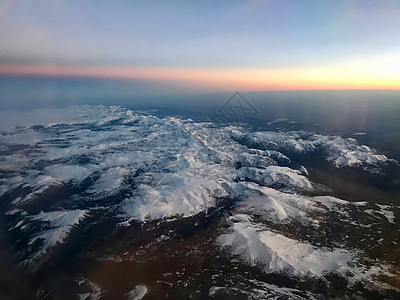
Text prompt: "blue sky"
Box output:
[[1, 0, 399, 67]]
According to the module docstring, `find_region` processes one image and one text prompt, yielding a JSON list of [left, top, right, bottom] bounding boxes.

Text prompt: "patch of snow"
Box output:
[[219, 214, 353, 277], [126, 285, 148, 300], [122, 173, 228, 221], [28, 209, 87, 256], [237, 165, 314, 191], [87, 166, 129, 195], [75, 278, 102, 300], [267, 118, 288, 126], [239, 131, 393, 168], [376, 204, 396, 224]]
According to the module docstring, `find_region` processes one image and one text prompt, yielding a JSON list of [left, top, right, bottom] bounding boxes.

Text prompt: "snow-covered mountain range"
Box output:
[[1, 105, 399, 299]]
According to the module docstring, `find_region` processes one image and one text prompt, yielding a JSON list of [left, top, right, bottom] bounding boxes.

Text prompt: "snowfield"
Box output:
[[0, 105, 398, 296]]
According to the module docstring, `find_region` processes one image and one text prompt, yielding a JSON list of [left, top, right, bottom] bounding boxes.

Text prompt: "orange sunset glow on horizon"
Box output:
[[1, 56, 400, 92]]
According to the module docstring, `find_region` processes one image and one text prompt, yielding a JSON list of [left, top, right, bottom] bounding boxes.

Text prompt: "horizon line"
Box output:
[[1, 63, 400, 92]]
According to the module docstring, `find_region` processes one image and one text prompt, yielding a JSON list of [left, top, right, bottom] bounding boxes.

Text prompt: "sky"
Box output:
[[0, 0, 400, 91]]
